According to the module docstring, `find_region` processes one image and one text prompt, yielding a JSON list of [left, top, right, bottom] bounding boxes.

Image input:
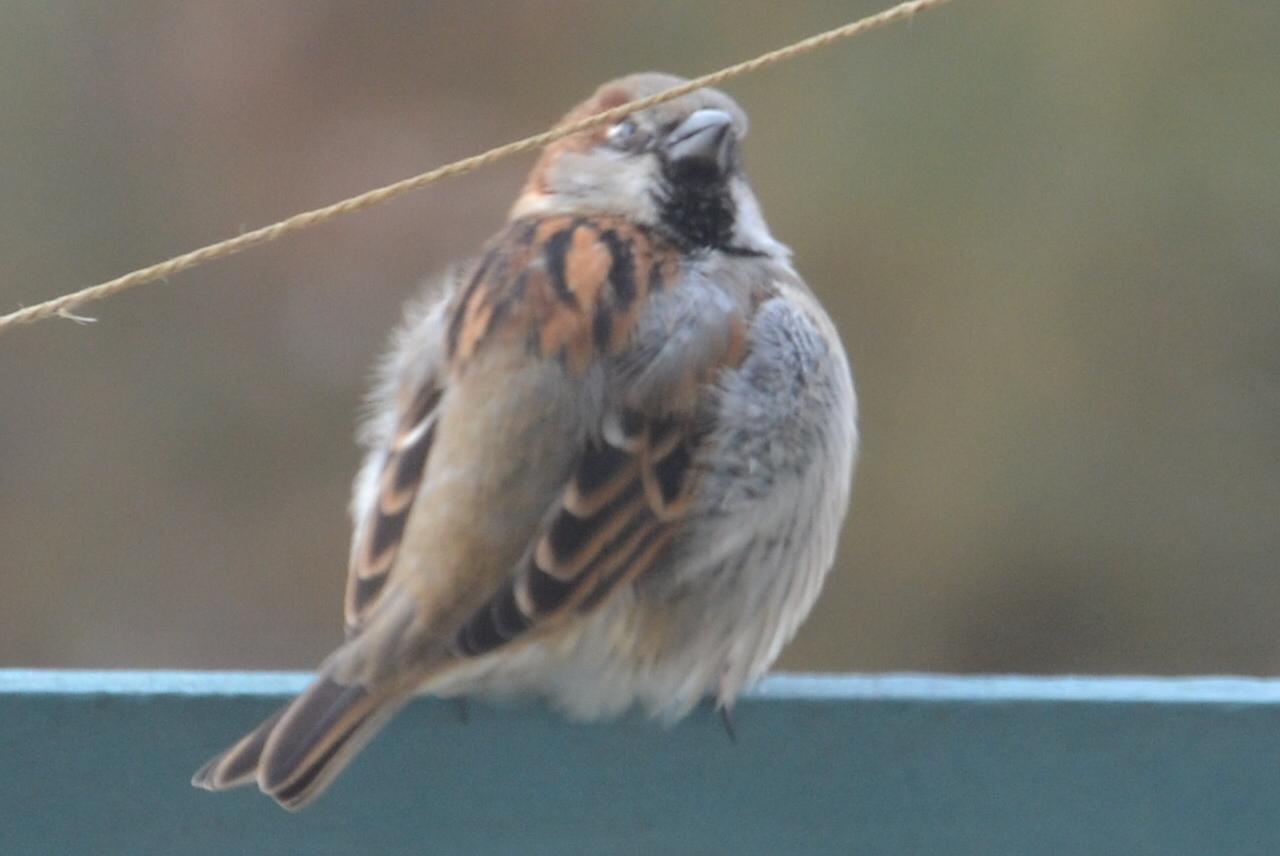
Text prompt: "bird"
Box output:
[[192, 72, 857, 810]]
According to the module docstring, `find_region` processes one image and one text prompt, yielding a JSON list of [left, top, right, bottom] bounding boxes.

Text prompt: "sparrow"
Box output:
[[193, 72, 857, 809]]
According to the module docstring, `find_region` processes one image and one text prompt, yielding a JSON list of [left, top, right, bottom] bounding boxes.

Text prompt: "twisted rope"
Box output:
[[0, 0, 955, 331]]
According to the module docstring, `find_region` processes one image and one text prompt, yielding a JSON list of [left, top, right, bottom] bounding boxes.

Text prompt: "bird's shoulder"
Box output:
[[445, 214, 684, 376]]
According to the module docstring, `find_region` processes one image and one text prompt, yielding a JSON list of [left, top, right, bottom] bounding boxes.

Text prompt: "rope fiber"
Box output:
[[0, 0, 955, 332]]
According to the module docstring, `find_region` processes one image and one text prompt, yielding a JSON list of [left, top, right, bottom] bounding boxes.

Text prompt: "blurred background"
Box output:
[[1, 0, 1277, 676]]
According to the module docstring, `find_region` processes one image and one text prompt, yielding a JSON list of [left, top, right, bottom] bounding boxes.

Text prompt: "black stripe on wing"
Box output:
[[344, 385, 443, 634], [449, 412, 699, 658]]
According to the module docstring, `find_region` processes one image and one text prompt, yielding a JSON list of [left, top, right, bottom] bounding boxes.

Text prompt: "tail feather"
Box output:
[[261, 675, 414, 809], [191, 705, 286, 791], [191, 674, 416, 810]]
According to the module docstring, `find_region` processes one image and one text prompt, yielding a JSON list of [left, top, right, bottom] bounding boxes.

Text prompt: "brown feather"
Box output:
[[194, 672, 419, 811], [449, 408, 708, 659], [256, 675, 415, 810], [191, 706, 286, 792], [448, 215, 676, 372], [344, 384, 443, 633]]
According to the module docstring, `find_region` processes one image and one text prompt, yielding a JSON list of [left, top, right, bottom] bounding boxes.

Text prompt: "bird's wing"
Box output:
[[346, 213, 754, 648], [344, 374, 444, 636], [195, 214, 757, 808]]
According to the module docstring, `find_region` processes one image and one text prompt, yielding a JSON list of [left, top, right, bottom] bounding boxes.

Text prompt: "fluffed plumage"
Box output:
[[193, 72, 857, 809]]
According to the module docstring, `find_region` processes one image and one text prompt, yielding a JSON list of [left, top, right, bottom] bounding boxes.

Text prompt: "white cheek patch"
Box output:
[[729, 180, 788, 257]]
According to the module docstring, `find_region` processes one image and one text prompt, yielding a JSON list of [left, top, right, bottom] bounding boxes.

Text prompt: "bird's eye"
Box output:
[[606, 119, 641, 149]]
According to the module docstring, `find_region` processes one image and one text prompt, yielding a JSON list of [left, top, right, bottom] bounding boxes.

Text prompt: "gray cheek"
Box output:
[[549, 153, 662, 222]]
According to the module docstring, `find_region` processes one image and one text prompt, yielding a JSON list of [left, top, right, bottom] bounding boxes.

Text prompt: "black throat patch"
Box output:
[[656, 159, 736, 251]]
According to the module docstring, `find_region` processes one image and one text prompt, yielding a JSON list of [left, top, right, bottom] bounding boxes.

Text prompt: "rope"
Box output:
[[0, 0, 955, 332]]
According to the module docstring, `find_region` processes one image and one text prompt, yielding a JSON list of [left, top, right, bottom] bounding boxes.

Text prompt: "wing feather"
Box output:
[[344, 383, 443, 633], [450, 408, 704, 658], [195, 210, 762, 810]]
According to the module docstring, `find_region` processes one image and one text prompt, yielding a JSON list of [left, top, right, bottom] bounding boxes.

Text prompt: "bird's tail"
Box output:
[[192, 669, 419, 810]]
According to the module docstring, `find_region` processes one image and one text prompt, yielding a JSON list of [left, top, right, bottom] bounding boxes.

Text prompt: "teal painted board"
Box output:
[[2, 671, 1279, 855]]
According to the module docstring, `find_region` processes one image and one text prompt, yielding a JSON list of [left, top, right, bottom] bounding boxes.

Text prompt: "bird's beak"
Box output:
[[664, 109, 735, 174]]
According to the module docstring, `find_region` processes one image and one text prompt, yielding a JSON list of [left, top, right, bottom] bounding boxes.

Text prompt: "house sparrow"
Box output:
[[193, 72, 857, 809]]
